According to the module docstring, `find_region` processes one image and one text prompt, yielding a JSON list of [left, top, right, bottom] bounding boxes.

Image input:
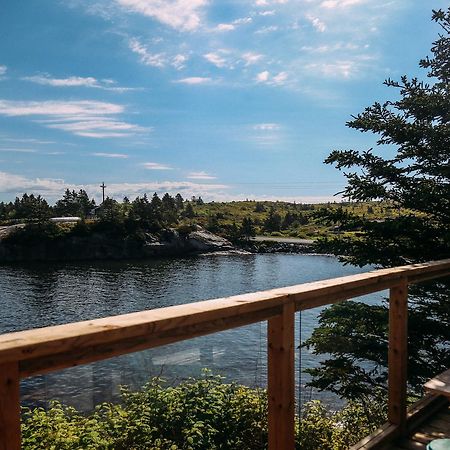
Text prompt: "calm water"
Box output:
[[0, 254, 384, 410]]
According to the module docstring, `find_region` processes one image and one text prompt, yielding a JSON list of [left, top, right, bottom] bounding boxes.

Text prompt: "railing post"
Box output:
[[0, 362, 21, 450], [268, 302, 295, 449], [388, 279, 408, 433]]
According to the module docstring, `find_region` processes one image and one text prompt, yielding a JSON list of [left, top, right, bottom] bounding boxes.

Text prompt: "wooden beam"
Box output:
[[0, 362, 21, 450], [268, 303, 295, 450], [388, 279, 408, 432]]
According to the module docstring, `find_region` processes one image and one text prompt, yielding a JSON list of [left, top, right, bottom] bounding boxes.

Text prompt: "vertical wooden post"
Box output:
[[268, 303, 295, 450], [0, 362, 21, 450], [388, 279, 408, 433]]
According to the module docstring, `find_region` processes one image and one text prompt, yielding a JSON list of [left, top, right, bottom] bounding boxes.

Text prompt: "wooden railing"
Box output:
[[1, 259, 450, 449]]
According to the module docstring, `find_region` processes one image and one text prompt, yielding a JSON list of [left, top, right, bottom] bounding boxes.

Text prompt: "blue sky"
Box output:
[[0, 0, 446, 203]]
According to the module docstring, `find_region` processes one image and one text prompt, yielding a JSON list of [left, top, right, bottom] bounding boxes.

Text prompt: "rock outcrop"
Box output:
[[0, 226, 234, 263]]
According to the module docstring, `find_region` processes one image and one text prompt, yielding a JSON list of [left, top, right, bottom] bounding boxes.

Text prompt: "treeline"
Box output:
[[0, 190, 196, 229], [0, 191, 393, 242]]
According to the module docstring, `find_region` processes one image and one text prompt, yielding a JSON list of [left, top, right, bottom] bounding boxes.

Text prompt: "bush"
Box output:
[[21, 373, 386, 449]]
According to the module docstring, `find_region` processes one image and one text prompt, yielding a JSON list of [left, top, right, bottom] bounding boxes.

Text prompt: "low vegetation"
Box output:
[[22, 373, 386, 450]]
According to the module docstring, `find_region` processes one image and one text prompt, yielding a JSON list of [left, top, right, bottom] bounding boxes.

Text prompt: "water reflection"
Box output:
[[0, 254, 382, 411]]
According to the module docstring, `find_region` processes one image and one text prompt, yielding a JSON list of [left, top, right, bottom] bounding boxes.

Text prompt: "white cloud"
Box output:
[[255, 71, 270, 82], [128, 38, 166, 67], [241, 52, 263, 66], [142, 162, 173, 170], [255, 0, 287, 6], [0, 66, 7, 76], [0, 100, 123, 117], [320, 0, 365, 8], [272, 71, 288, 85], [22, 74, 139, 92], [204, 52, 228, 68], [172, 54, 188, 70], [212, 17, 252, 32], [255, 71, 288, 85], [0, 99, 149, 139], [0, 171, 229, 202], [253, 123, 280, 130], [92, 152, 129, 158], [233, 17, 252, 25], [22, 75, 100, 88], [174, 77, 212, 85], [0, 148, 37, 153], [187, 171, 216, 180], [214, 23, 235, 32], [259, 10, 275, 16], [306, 14, 326, 32], [305, 60, 357, 78], [255, 25, 278, 34], [115, 0, 207, 31]]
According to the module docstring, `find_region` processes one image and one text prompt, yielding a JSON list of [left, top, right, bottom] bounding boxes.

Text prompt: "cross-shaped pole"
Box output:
[[100, 182, 106, 203]]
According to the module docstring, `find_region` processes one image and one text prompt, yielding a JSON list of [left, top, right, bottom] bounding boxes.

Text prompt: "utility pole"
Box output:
[[100, 182, 106, 203]]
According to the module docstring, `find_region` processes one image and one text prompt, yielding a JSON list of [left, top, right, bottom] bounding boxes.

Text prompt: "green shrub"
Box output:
[[21, 373, 386, 449]]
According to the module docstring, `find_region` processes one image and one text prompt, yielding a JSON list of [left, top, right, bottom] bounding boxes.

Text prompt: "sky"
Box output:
[[0, 0, 447, 204]]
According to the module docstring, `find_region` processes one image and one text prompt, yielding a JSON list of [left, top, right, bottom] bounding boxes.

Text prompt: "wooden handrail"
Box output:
[[1, 258, 450, 449]]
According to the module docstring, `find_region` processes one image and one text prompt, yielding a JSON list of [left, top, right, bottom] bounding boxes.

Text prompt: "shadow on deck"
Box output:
[[352, 396, 450, 450]]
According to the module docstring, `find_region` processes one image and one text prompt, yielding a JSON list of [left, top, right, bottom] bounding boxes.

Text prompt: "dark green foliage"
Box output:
[[240, 217, 256, 239], [54, 189, 95, 218], [308, 8, 450, 399], [21, 373, 386, 450], [263, 207, 282, 232], [12, 194, 51, 223]]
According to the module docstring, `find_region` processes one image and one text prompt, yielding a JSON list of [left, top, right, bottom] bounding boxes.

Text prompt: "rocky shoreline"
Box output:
[[0, 225, 318, 263], [0, 227, 235, 263]]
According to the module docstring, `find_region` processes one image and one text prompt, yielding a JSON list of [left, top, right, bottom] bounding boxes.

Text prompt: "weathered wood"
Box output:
[[1, 259, 449, 375], [424, 368, 450, 398], [388, 279, 409, 432], [349, 421, 400, 449], [0, 362, 21, 450], [268, 303, 295, 450]]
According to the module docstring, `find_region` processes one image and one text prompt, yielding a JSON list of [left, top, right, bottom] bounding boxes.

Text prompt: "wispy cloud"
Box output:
[[22, 74, 140, 92], [23, 75, 100, 87], [241, 52, 264, 66], [255, 25, 278, 34], [92, 152, 129, 158], [204, 52, 228, 68], [255, 71, 288, 86], [259, 10, 275, 16], [212, 17, 252, 32], [0, 148, 37, 153], [128, 38, 166, 67], [306, 14, 326, 32], [320, 0, 365, 9], [0, 99, 149, 139], [142, 162, 173, 170], [115, 0, 207, 31], [187, 171, 216, 180], [174, 77, 212, 85], [0, 65, 7, 76], [253, 123, 280, 131]]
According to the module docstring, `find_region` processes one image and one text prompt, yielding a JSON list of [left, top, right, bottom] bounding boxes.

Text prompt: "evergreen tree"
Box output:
[[305, 9, 450, 399], [175, 193, 184, 210], [264, 207, 282, 232], [240, 217, 256, 239]]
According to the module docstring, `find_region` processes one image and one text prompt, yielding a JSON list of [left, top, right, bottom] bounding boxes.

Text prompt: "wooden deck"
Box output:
[[387, 401, 450, 450]]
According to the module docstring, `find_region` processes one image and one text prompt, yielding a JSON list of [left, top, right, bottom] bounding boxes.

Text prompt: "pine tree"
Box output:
[[305, 8, 450, 399]]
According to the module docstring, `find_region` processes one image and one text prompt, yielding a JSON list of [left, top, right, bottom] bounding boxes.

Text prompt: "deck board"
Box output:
[[385, 403, 450, 450]]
